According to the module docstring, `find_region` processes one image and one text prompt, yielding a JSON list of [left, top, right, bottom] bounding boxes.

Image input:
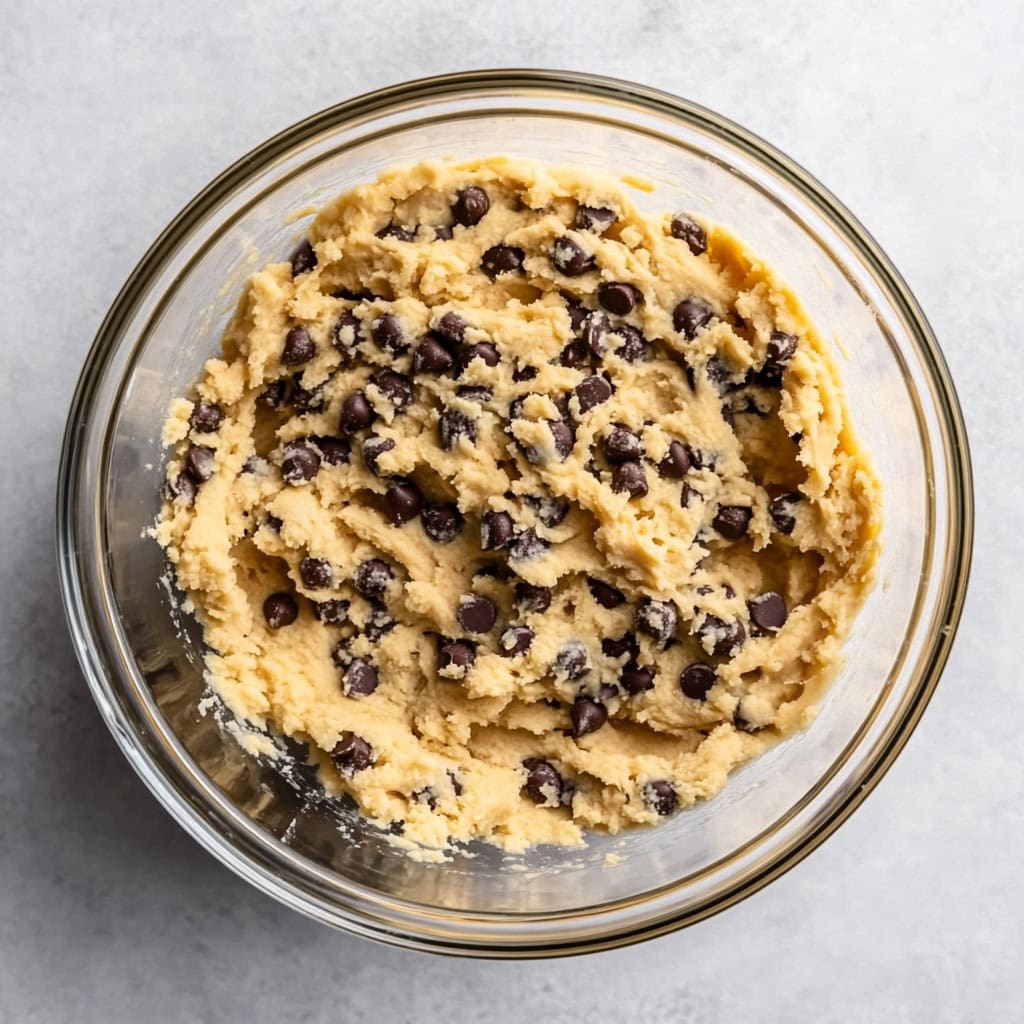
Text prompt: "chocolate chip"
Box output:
[[339, 390, 376, 435], [620, 663, 655, 695], [242, 455, 269, 475], [451, 186, 490, 227], [680, 662, 716, 700], [189, 402, 223, 433], [643, 780, 677, 816], [263, 592, 298, 628], [598, 282, 641, 316], [515, 581, 552, 613], [343, 658, 379, 698], [481, 244, 524, 278], [374, 370, 413, 409], [658, 440, 691, 479], [554, 642, 590, 680], [364, 601, 396, 640], [457, 594, 497, 634], [376, 223, 416, 242], [500, 625, 534, 657], [354, 558, 394, 597], [548, 419, 575, 460], [281, 440, 321, 483], [473, 563, 509, 581], [635, 599, 678, 646], [439, 408, 476, 450], [571, 698, 607, 738], [713, 505, 752, 540], [292, 379, 325, 413], [258, 379, 289, 408], [439, 639, 475, 677], [384, 480, 423, 525], [522, 758, 563, 806], [290, 239, 317, 276], [332, 312, 362, 352], [581, 311, 611, 357], [313, 598, 349, 624], [564, 294, 590, 331], [371, 314, 406, 355], [601, 426, 641, 464], [435, 312, 467, 344], [769, 492, 801, 534], [613, 323, 649, 362], [602, 633, 639, 661], [185, 445, 215, 482], [413, 335, 454, 373], [282, 325, 315, 365], [300, 556, 332, 589], [696, 615, 746, 657], [362, 435, 395, 476], [459, 342, 500, 370], [434, 225, 454, 241], [551, 236, 595, 276], [264, 514, 283, 533], [706, 357, 739, 392], [588, 577, 625, 608], [749, 592, 788, 631], [612, 460, 648, 498], [513, 364, 538, 382], [481, 510, 515, 550], [574, 205, 616, 234], [559, 339, 592, 368], [574, 374, 613, 413], [766, 330, 798, 367], [509, 528, 548, 561], [527, 495, 569, 527], [670, 213, 707, 256], [422, 504, 464, 544], [673, 298, 714, 340], [331, 734, 374, 774], [680, 483, 698, 508], [314, 436, 351, 465], [333, 287, 375, 302]]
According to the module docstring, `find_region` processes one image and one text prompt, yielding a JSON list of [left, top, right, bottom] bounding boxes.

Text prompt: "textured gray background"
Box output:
[[1, 1, 1020, 1020]]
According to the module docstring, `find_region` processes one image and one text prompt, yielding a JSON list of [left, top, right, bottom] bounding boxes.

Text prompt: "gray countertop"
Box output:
[[2, 1, 1019, 1020]]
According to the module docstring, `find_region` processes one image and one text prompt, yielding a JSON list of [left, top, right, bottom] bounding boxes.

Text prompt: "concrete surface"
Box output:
[[1, 1, 1020, 1020]]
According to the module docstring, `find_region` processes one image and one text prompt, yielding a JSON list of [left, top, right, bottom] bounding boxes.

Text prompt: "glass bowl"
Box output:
[[56, 70, 972, 957]]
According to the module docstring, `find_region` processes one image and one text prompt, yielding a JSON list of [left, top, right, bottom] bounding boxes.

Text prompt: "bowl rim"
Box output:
[[56, 68, 974, 957]]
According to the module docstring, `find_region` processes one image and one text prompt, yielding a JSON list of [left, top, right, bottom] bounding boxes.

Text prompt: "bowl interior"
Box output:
[[81, 83, 957, 938]]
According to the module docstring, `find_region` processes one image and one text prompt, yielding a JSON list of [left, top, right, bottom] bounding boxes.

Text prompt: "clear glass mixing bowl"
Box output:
[[56, 70, 972, 957]]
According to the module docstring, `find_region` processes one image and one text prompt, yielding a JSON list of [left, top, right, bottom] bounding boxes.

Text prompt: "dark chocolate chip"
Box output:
[[706, 356, 737, 390], [263, 592, 298, 629], [459, 342, 500, 370], [748, 592, 788, 631], [559, 339, 593, 368], [673, 298, 714, 340], [515, 582, 552, 613], [575, 374, 613, 413], [258, 379, 289, 409], [434, 224, 454, 241], [658, 440, 691, 479], [571, 698, 608, 738], [292, 378, 325, 413], [314, 436, 351, 466], [680, 662, 716, 700], [643, 780, 677, 816], [481, 510, 515, 550], [436, 312, 468, 344], [508, 528, 548, 561], [588, 577, 625, 609], [602, 633, 639, 661], [451, 186, 490, 227], [371, 313, 406, 355], [413, 335, 454, 373], [185, 444, 215, 482], [473, 562, 510, 581], [281, 440, 321, 484], [457, 385, 493, 403], [554, 642, 590, 680], [332, 312, 362, 352], [384, 480, 423, 526], [696, 615, 747, 657], [603, 426, 643, 464], [581, 311, 611, 356], [457, 594, 498, 634], [620, 663, 655, 695], [374, 370, 413, 409], [713, 505, 752, 540], [339, 390, 376, 435], [362, 436, 395, 476], [439, 639, 476, 676], [612, 460, 648, 498], [376, 223, 416, 242], [680, 483, 698, 508], [290, 239, 317, 276], [528, 495, 570, 527], [564, 294, 590, 330], [422, 504, 464, 544], [242, 455, 269, 475], [635, 599, 678, 646], [313, 598, 349, 625], [189, 402, 223, 433], [300, 556, 332, 589], [264, 514, 283, 533], [548, 419, 575, 460], [481, 244, 525, 278], [331, 734, 374, 774], [598, 282, 641, 316], [551, 235, 595, 276], [364, 602, 396, 640], [613, 323, 649, 362], [522, 758, 563, 806], [282, 325, 315, 365], [670, 213, 707, 256], [513, 364, 538, 382], [574, 205, 617, 234], [439, 408, 477, 450], [343, 658, 379, 698], [354, 558, 394, 598], [499, 625, 534, 657], [769, 492, 801, 535], [766, 330, 798, 366]]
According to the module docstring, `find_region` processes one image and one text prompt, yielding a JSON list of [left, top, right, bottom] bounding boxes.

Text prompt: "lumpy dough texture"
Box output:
[[155, 158, 880, 852]]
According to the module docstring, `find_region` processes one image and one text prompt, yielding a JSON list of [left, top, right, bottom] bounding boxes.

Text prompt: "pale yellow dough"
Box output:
[[155, 158, 880, 852]]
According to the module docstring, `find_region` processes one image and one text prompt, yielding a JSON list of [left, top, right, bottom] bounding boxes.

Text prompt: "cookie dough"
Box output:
[[154, 157, 880, 852]]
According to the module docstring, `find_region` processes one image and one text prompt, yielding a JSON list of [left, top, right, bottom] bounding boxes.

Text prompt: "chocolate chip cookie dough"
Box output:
[[154, 157, 880, 852]]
